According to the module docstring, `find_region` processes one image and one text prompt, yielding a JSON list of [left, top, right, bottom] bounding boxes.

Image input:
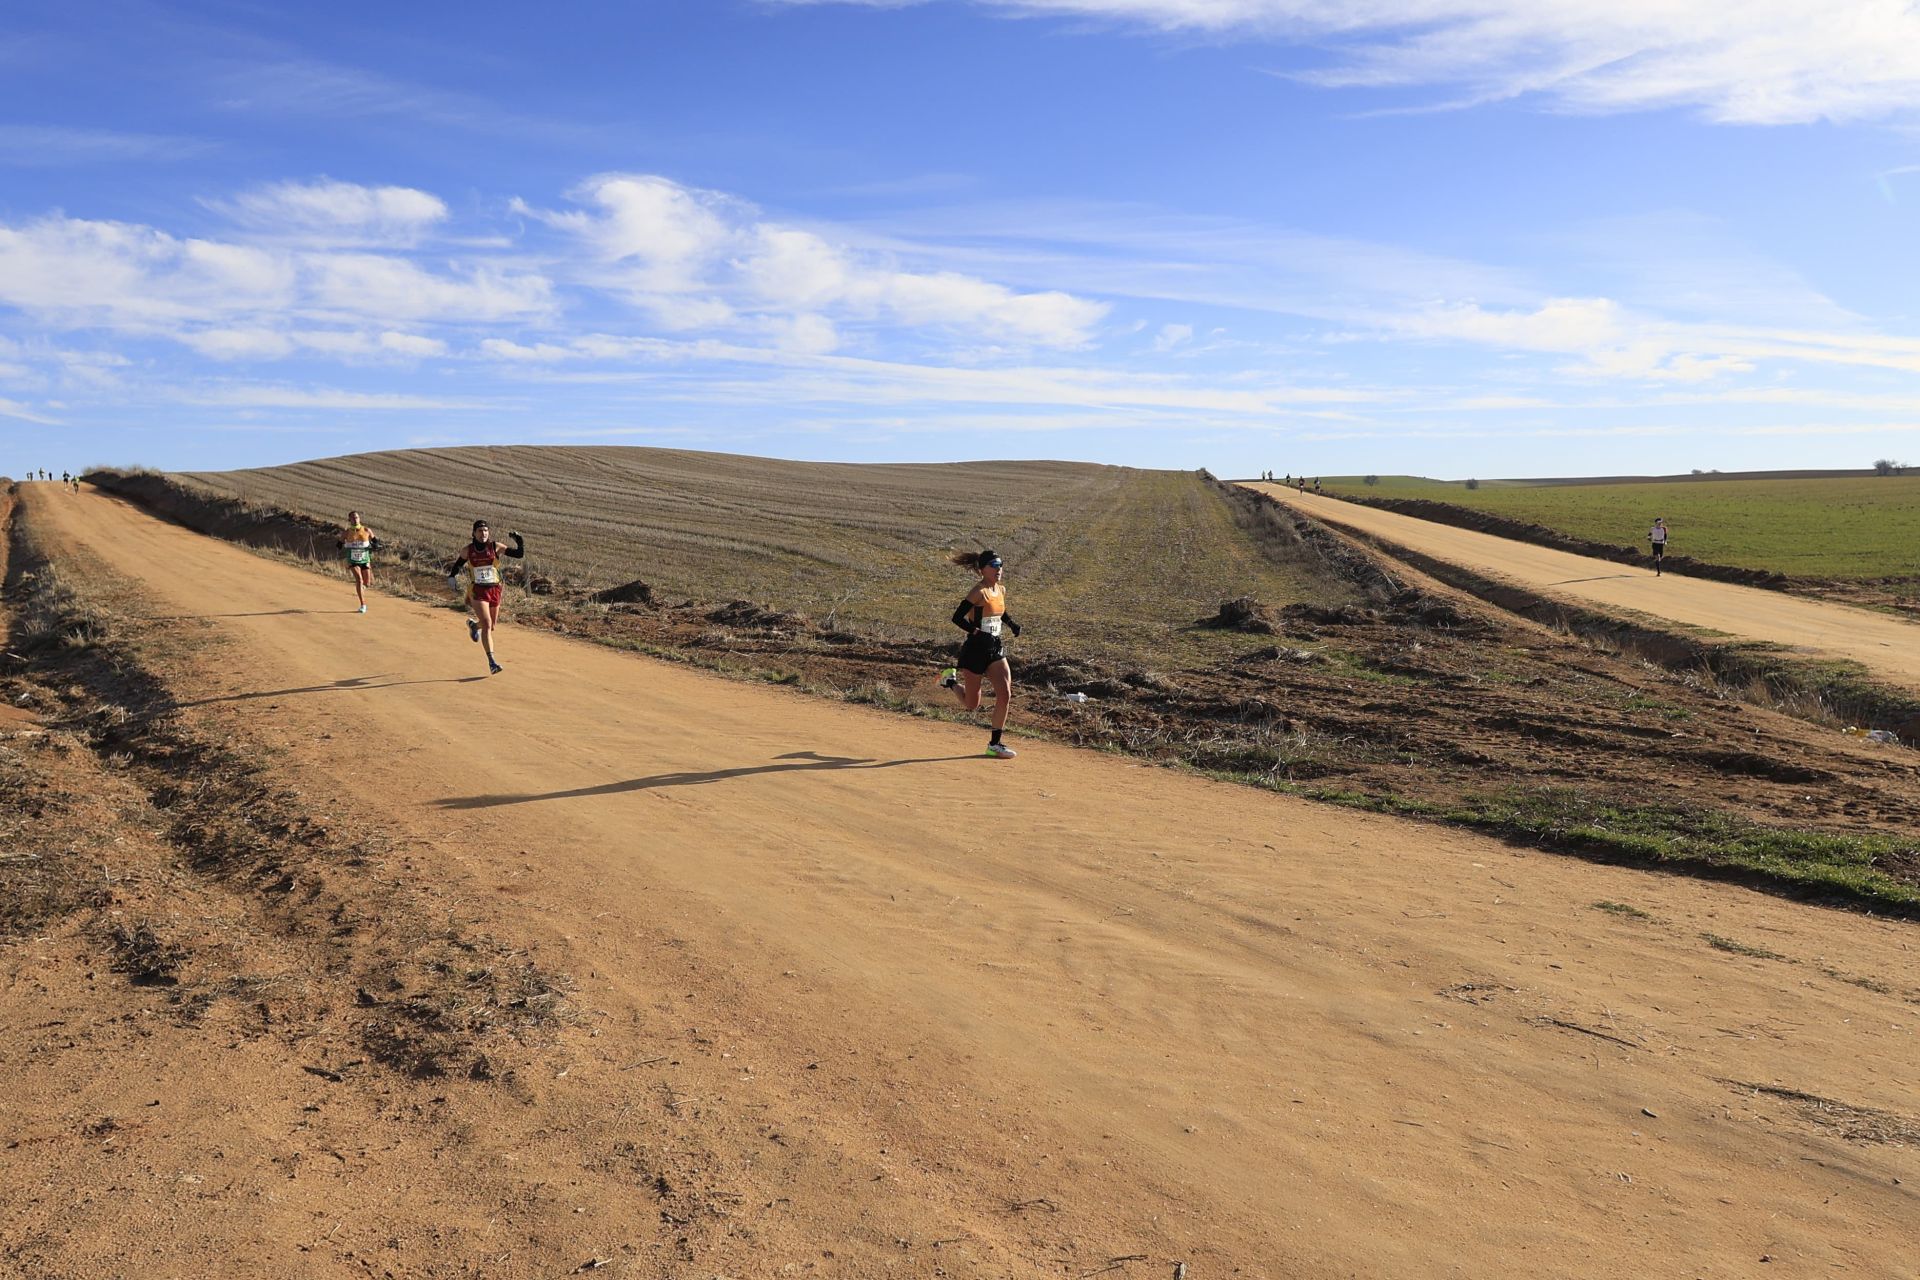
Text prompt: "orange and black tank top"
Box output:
[[972, 584, 1007, 636]]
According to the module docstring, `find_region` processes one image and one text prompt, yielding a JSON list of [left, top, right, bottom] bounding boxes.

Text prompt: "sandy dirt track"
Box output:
[[1246, 484, 1920, 693], [8, 485, 1919, 1278]]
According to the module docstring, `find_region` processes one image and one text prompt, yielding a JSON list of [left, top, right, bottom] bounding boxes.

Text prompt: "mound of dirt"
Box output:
[[1201, 596, 1281, 634], [706, 599, 808, 630], [1386, 589, 1481, 630], [591, 578, 655, 606], [1279, 602, 1379, 628]]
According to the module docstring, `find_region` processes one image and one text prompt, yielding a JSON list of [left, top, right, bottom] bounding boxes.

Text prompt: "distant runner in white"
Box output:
[[1648, 517, 1669, 577]]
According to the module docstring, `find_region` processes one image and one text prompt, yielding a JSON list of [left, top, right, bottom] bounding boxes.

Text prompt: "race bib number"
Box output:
[[977, 614, 1003, 637], [472, 565, 501, 586], [347, 548, 371, 566]]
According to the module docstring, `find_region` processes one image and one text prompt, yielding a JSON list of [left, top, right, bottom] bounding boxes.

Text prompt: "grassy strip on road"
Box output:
[[1319, 474, 1920, 582]]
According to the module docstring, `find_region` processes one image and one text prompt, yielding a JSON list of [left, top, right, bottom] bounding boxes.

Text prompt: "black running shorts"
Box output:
[[957, 631, 1006, 675]]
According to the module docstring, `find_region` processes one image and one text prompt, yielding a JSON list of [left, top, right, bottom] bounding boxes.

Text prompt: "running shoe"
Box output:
[[939, 666, 959, 689], [468, 619, 481, 643], [357, 604, 367, 614], [489, 660, 504, 675], [985, 741, 1017, 759]]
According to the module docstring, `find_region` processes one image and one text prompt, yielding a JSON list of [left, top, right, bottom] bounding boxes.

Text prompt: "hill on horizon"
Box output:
[[181, 446, 1345, 644]]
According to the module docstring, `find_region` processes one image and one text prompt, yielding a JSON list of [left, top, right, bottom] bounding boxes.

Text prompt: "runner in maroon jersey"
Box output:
[[445, 520, 524, 674]]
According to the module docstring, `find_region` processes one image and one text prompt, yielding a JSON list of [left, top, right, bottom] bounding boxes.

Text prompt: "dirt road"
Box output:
[[1247, 483, 1920, 692], [8, 485, 1919, 1277]]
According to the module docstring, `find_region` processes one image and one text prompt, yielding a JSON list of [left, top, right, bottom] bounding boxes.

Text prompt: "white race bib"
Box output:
[[977, 614, 1003, 637], [472, 565, 500, 585]]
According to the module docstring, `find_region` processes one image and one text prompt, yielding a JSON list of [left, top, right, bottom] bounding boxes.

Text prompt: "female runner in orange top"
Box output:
[[939, 548, 1021, 758], [445, 520, 524, 674]]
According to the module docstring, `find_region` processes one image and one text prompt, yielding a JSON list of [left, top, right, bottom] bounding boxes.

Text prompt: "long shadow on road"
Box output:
[[171, 673, 488, 709], [435, 750, 982, 810], [152, 609, 362, 620]]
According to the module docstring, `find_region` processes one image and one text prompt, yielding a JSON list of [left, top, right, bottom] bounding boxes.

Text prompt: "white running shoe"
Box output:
[[357, 604, 367, 614], [939, 666, 959, 689], [985, 741, 1017, 759]]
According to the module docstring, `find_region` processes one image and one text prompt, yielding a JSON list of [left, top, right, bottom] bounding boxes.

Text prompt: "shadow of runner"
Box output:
[[171, 674, 488, 709], [434, 750, 983, 810], [150, 608, 358, 619], [1548, 575, 1643, 586]]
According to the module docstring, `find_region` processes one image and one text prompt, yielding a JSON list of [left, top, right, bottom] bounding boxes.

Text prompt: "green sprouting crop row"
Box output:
[[1319, 473, 1920, 580]]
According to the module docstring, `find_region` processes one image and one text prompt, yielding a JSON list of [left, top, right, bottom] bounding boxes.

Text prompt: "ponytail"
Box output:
[[949, 547, 999, 571]]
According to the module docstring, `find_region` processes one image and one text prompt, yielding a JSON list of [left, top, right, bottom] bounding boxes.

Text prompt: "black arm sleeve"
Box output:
[[445, 554, 466, 576], [951, 599, 976, 633], [503, 532, 525, 559], [1003, 613, 1021, 637]]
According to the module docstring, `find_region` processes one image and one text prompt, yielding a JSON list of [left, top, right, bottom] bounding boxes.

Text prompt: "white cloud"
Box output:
[[784, 1, 1920, 125], [0, 212, 550, 360], [220, 179, 449, 246], [0, 396, 58, 425], [304, 253, 550, 322], [378, 331, 447, 357], [503, 333, 1385, 418], [479, 338, 578, 362], [181, 386, 496, 410], [0, 217, 296, 325], [1397, 297, 1624, 353], [522, 173, 1110, 348], [1384, 294, 1920, 384], [182, 328, 297, 360], [1151, 322, 1194, 352], [770, 313, 842, 355]]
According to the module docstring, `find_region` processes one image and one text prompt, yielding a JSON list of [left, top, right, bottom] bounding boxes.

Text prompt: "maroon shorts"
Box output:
[[472, 584, 503, 607]]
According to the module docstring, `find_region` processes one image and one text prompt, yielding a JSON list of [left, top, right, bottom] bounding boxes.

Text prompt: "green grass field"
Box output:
[[184, 447, 1343, 654], [1320, 474, 1920, 580]]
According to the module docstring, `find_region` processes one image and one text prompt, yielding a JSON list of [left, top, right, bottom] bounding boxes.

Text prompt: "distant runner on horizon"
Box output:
[[446, 519, 524, 675], [1649, 516, 1669, 576], [338, 510, 380, 614], [939, 548, 1021, 759]]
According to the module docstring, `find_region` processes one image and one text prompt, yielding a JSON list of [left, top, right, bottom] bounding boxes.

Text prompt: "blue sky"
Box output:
[[4, 0, 1920, 478]]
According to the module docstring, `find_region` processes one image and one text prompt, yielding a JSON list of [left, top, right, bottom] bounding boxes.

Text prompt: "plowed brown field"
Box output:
[[4, 483, 1916, 1279]]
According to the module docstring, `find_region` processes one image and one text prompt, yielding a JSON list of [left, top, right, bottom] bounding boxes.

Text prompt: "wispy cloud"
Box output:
[[179, 386, 500, 411], [780, 1, 1920, 125], [212, 179, 449, 248], [0, 395, 59, 425], [0, 124, 214, 166]]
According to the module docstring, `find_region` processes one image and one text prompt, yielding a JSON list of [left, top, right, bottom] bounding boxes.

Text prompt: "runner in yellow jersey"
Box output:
[[336, 510, 381, 614], [939, 548, 1021, 758]]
